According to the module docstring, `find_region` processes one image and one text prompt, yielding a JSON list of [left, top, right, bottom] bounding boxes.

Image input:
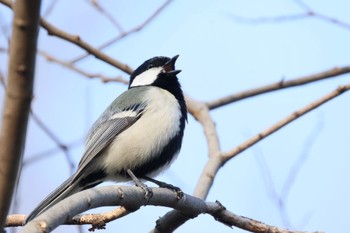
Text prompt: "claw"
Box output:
[[142, 176, 184, 200], [136, 181, 153, 201], [127, 169, 153, 203]]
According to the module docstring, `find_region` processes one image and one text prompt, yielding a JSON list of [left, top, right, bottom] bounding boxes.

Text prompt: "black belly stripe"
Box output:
[[118, 127, 184, 178]]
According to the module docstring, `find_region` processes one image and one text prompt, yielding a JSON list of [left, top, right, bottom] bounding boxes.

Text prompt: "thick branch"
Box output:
[[207, 66, 350, 109], [0, 0, 41, 229], [15, 186, 322, 233], [186, 95, 222, 199]]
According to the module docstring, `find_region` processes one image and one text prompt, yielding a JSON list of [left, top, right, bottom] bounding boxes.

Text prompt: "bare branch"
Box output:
[[293, 0, 350, 29], [0, 11, 10, 45], [23, 138, 82, 166], [186, 95, 222, 200], [0, 0, 41, 228], [42, 0, 59, 18], [156, 84, 349, 232], [207, 65, 350, 110], [229, 0, 350, 30], [38, 50, 128, 84], [221, 84, 350, 160], [292, 0, 312, 10], [150, 95, 224, 233], [6, 207, 130, 229], [0, 66, 81, 172], [311, 11, 350, 30], [13, 186, 322, 233], [70, 0, 172, 63], [87, 0, 124, 33], [0, 46, 8, 53], [0, 0, 133, 74], [70, 207, 130, 230], [208, 206, 323, 233], [39, 19, 133, 74], [229, 13, 309, 24], [30, 111, 76, 173], [0, 69, 5, 86], [279, 117, 323, 228]]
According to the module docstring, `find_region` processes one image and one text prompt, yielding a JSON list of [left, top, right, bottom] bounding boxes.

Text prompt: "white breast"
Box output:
[[102, 87, 181, 180]]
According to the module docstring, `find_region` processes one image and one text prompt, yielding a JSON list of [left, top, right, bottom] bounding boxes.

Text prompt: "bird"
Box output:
[[26, 55, 187, 223]]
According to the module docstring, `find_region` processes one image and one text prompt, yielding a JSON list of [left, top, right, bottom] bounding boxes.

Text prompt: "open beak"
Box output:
[[163, 55, 181, 75]]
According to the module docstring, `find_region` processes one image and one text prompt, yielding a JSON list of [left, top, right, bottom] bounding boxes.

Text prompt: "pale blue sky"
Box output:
[[1, 0, 350, 232]]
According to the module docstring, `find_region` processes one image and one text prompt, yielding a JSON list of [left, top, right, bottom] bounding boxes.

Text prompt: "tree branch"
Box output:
[[39, 18, 133, 74], [0, 0, 41, 228], [230, 0, 350, 30], [38, 50, 128, 84], [0, 0, 133, 75], [14, 186, 322, 233], [186, 95, 223, 200], [70, 0, 172, 63], [154, 84, 349, 232], [221, 84, 350, 160], [207, 65, 350, 110], [88, 0, 124, 33]]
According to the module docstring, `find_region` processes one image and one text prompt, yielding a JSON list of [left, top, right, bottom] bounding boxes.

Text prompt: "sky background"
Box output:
[[1, 0, 350, 232]]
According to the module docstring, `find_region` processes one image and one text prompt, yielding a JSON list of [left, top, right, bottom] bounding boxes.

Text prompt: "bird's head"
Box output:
[[129, 55, 181, 88]]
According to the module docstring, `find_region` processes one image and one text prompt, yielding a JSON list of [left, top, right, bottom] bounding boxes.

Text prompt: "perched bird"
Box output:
[[26, 55, 187, 222]]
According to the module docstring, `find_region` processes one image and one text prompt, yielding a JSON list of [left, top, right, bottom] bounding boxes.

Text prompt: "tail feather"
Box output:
[[26, 176, 83, 223]]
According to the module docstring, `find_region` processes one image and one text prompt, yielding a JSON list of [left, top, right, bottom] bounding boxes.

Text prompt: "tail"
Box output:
[[26, 176, 83, 223]]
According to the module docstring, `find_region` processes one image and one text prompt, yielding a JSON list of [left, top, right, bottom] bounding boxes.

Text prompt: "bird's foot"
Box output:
[[143, 176, 183, 200], [127, 169, 153, 201]]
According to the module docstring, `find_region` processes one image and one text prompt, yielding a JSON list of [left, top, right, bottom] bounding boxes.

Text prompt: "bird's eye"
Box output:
[[148, 64, 154, 69]]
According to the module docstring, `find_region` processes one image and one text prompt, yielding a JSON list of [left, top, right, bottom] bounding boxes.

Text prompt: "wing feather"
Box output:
[[73, 103, 146, 181]]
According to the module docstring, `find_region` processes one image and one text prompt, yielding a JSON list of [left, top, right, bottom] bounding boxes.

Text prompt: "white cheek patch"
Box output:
[[110, 110, 137, 119], [130, 67, 162, 87]]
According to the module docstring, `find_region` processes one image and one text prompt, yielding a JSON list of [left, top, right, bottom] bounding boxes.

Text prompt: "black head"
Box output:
[[129, 55, 181, 89], [128, 55, 187, 124]]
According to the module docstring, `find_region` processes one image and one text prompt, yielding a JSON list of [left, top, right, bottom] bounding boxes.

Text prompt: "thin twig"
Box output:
[[207, 65, 350, 109], [0, 62, 80, 172], [0, 46, 8, 53], [30, 112, 76, 173], [229, 0, 350, 30], [252, 116, 323, 229], [0, 12, 10, 45], [38, 50, 128, 84], [42, 0, 59, 18], [39, 18, 133, 74], [0, 0, 133, 74], [0, 70, 5, 86], [221, 84, 350, 160], [23, 138, 83, 166], [292, 0, 350, 29], [88, 0, 124, 33], [155, 84, 350, 232], [279, 116, 323, 228], [228, 13, 309, 24], [70, 0, 172, 63]]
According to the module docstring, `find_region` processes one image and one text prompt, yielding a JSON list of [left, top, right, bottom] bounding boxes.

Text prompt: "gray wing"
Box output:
[[73, 102, 147, 180]]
